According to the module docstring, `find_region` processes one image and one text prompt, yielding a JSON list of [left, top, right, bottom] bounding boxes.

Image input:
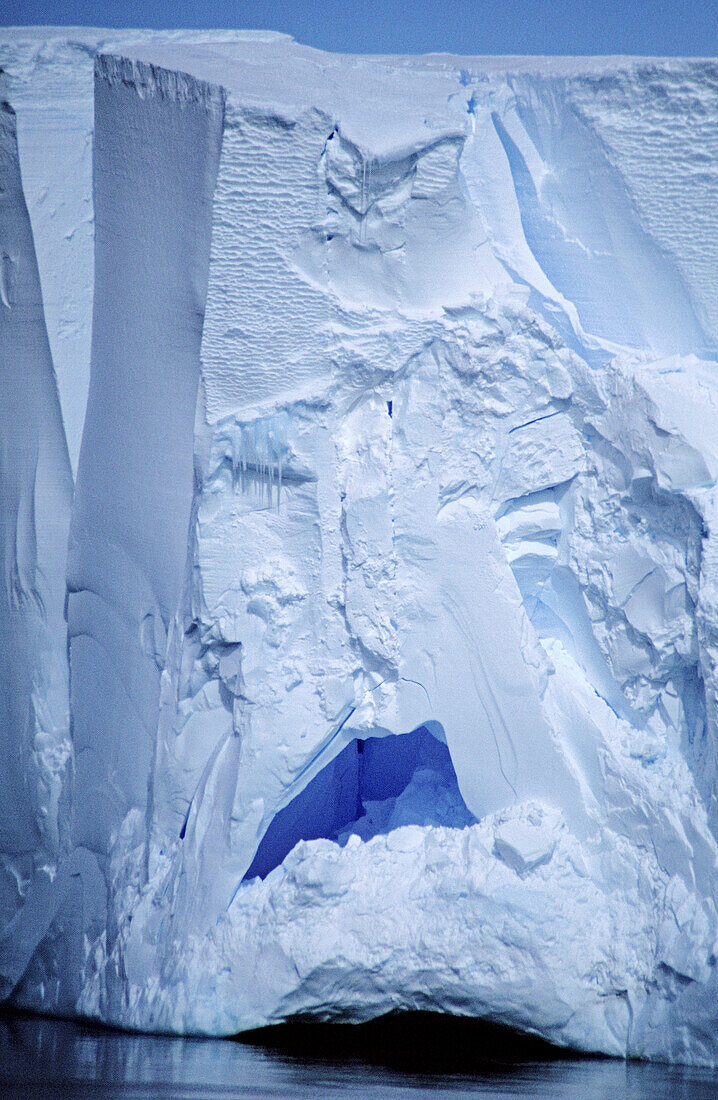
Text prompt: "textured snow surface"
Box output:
[[2, 28, 718, 1065]]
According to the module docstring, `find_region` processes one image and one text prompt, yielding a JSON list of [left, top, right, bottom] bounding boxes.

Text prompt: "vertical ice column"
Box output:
[[0, 103, 73, 932], [4, 35, 99, 476], [67, 57, 224, 861]]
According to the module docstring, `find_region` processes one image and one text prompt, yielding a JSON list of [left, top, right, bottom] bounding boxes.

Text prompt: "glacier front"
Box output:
[[2, 28, 718, 1065]]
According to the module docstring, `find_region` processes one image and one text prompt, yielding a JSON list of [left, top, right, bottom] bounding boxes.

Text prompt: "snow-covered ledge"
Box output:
[[2, 31, 718, 1065]]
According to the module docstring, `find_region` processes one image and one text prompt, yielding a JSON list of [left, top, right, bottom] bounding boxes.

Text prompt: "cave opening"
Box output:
[[243, 724, 476, 882], [239, 1010, 575, 1071]]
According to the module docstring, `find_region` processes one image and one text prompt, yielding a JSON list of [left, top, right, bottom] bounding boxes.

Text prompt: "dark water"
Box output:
[[1, 1010, 717, 1099]]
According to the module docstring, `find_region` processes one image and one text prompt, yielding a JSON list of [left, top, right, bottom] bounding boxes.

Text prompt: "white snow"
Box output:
[[2, 28, 718, 1066]]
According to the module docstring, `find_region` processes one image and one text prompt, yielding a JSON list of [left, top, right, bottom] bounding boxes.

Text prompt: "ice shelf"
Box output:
[[1, 29, 718, 1065]]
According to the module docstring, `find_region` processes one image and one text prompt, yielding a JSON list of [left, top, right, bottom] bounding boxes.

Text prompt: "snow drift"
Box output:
[[2, 29, 718, 1065]]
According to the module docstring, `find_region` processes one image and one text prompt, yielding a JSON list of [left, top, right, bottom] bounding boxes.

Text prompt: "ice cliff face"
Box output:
[[2, 29, 718, 1065], [0, 97, 73, 987]]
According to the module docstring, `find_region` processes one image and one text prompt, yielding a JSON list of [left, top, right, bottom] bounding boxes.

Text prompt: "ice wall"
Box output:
[[0, 101, 73, 979], [2, 31, 718, 1066], [68, 54, 224, 863], [0, 28, 266, 473], [1, 36, 97, 478]]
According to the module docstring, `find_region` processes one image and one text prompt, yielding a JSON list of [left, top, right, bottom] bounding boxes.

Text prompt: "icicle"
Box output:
[[267, 430, 274, 509], [230, 427, 240, 491], [361, 154, 366, 243]]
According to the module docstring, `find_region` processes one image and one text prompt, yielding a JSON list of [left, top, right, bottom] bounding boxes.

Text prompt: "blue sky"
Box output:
[[2, 0, 716, 56]]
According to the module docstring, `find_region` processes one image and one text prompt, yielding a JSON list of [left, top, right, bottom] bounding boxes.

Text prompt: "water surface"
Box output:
[[1, 1011, 716, 1099]]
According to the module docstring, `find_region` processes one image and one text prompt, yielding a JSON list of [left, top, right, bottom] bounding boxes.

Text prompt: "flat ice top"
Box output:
[[4, 24, 714, 64], [4, 28, 715, 153], [123, 39, 468, 153]]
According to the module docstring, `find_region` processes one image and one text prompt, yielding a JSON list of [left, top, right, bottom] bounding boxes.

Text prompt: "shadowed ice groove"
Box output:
[[491, 84, 707, 355]]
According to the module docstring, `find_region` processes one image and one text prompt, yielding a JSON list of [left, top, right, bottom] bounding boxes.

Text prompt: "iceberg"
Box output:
[[1, 28, 718, 1065]]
